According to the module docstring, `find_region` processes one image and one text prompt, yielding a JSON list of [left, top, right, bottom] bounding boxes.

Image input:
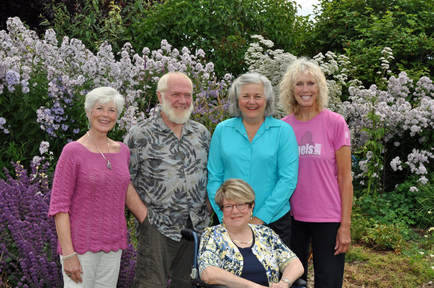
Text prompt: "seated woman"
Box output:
[[198, 179, 304, 288]]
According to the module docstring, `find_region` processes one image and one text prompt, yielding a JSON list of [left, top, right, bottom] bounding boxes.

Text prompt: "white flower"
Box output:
[[39, 141, 50, 155]]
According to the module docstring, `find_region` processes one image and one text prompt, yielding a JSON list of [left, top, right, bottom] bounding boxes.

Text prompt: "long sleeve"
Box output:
[[255, 124, 298, 223], [206, 125, 224, 221]]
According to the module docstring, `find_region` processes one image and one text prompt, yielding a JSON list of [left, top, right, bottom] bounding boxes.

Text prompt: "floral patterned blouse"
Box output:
[[198, 224, 297, 284]]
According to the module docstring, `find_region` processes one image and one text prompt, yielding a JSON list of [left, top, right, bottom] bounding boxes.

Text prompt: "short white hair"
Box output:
[[156, 72, 193, 96], [84, 87, 125, 118]]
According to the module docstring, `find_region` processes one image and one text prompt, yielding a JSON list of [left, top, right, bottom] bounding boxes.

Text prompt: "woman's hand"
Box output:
[[334, 223, 351, 255], [63, 254, 83, 283], [269, 281, 290, 288]]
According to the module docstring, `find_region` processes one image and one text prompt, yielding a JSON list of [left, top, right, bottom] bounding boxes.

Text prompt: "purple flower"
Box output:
[[5, 70, 20, 86]]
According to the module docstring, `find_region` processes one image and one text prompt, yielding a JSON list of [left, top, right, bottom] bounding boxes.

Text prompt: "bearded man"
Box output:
[[125, 72, 210, 288]]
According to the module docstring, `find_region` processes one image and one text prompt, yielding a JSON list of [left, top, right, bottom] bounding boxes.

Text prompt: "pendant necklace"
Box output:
[[88, 132, 112, 170], [98, 145, 112, 170]]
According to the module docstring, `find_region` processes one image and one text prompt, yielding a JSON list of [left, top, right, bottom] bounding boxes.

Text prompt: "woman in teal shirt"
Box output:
[[207, 72, 299, 246]]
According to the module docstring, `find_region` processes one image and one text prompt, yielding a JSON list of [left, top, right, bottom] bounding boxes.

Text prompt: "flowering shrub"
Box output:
[[245, 35, 433, 197], [0, 162, 136, 287], [0, 163, 60, 287], [0, 17, 232, 173], [245, 35, 359, 114], [0, 17, 232, 287], [341, 71, 433, 193]]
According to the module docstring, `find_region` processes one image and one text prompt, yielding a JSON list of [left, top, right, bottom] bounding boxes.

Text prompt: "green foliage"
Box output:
[[351, 212, 409, 253], [307, 0, 433, 85], [352, 172, 434, 252], [355, 173, 433, 230], [42, 0, 300, 77], [130, 0, 301, 76], [391, 175, 434, 229], [361, 222, 407, 252], [40, 0, 128, 53], [359, 110, 385, 194], [0, 69, 49, 177]]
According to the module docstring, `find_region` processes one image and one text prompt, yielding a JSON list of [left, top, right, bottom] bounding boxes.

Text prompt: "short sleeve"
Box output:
[[332, 113, 351, 151], [124, 126, 141, 182]]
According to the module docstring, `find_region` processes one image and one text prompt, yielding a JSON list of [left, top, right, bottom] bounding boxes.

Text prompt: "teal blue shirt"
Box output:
[[207, 116, 299, 224]]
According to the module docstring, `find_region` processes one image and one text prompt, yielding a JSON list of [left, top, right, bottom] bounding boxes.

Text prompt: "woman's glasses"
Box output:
[[221, 202, 251, 212]]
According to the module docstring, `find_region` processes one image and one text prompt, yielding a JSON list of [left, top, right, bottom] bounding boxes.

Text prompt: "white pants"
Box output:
[[60, 250, 122, 288]]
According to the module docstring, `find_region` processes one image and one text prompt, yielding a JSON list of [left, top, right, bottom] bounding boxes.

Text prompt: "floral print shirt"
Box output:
[[198, 224, 297, 283], [125, 111, 211, 241]]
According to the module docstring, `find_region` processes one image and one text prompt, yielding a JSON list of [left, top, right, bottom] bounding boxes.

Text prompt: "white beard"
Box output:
[[160, 96, 194, 124]]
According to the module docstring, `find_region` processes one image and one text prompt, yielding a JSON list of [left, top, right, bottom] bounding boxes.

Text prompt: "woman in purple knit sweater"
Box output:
[[49, 87, 147, 287]]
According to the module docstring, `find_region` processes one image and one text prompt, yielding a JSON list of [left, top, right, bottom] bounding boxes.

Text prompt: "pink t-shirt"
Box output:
[[48, 141, 130, 254], [282, 109, 351, 222]]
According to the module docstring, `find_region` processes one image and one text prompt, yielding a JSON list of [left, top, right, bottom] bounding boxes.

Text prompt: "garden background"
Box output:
[[0, 0, 433, 287]]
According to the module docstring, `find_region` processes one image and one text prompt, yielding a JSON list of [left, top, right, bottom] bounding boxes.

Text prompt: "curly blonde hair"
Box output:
[[279, 57, 328, 115]]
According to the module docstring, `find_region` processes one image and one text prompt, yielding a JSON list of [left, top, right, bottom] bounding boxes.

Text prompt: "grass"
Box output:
[[304, 226, 434, 288], [343, 244, 433, 287]]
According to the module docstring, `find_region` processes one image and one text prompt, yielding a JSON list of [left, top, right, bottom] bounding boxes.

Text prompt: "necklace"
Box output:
[[227, 228, 253, 246], [231, 238, 253, 246], [88, 132, 112, 170]]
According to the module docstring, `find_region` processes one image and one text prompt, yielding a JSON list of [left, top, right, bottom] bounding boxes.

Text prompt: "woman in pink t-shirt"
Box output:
[[48, 87, 147, 287], [279, 58, 353, 287]]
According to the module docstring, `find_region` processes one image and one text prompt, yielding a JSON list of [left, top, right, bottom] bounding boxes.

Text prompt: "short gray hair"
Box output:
[[228, 72, 275, 117], [84, 87, 125, 119]]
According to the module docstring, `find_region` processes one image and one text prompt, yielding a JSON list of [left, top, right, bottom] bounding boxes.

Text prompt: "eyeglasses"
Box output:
[[221, 202, 251, 212]]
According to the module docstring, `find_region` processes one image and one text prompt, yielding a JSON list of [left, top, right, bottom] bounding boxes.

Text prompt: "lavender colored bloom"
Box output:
[[0, 163, 62, 287], [5, 70, 20, 86], [39, 141, 50, 155], [31, 156, 42, 166]]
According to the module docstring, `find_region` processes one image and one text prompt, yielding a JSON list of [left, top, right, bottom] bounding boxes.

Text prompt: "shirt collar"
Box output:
[[232, 116, 276, 131]]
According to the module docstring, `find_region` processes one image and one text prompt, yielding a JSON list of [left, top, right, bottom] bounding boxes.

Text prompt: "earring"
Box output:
[[250, 211, 253, 220]]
